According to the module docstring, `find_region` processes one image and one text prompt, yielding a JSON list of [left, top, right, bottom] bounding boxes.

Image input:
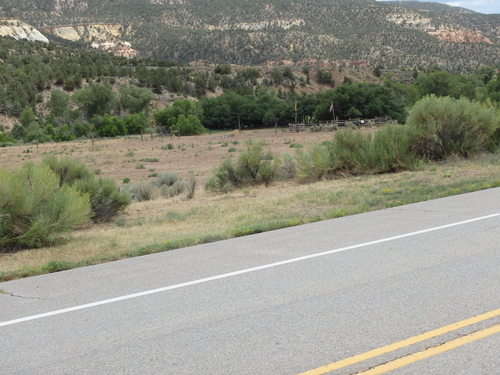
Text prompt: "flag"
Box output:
[[329, 102, 334, 113]]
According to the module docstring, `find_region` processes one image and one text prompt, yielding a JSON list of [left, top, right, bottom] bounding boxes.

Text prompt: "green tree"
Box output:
[[74, 84, 116, 120], [20, 107, 36, 128], [416, 71, 460, 98], [48, 90, 70, 118], [173, 114, 207, 136], [119, 85, 154, 114], [154, 99, 203, 130]]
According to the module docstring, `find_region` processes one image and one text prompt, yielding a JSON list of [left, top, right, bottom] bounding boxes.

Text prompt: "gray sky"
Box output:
[[380, 0, 500, 14]]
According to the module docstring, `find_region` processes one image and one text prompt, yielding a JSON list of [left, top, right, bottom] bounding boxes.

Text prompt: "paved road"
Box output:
[[1, 188, 499, 374]]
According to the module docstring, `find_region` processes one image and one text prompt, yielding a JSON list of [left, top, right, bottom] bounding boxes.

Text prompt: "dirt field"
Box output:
[[0, 128, 356, 185]]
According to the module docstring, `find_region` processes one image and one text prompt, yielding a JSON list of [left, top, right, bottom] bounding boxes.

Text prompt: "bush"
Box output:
[[43, 155, 92, 186], [44, 156, 130, 222], [0, 133, 15, 144], [407, 96, 499, 159], [121, 182, 155, 202], [295, 126, 419, 181], [295, 145, 337, 181], [0, 163, 90, 251], [206, 141, 279, 192], [205, 158, 240, 193], [155, 172, 186, 198], [74, 177, 130, 222], [369, 125, 419, 173], [333, 129, 371, 174]]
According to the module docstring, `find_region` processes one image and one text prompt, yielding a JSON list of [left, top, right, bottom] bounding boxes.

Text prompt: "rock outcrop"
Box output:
[[0, 19, 48, 43], [42, 24, 138, 58]]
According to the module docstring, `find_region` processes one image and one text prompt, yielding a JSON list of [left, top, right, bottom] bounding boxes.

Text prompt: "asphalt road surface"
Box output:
[[1, 188, 499, 375]]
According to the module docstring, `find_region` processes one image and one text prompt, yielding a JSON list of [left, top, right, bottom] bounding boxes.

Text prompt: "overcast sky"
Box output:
[[381, 0, 500, 14]]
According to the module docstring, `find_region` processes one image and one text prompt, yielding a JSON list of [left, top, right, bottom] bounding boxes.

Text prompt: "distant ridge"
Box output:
[[1, 0, 498, 71]]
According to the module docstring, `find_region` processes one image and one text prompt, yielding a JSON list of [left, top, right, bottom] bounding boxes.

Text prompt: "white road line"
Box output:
[[1, 213, 499, 328]]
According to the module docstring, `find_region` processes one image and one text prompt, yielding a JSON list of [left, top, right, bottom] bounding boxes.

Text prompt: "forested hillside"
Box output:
[[1, 0, 498, 71], [0, 35, 498, 147]]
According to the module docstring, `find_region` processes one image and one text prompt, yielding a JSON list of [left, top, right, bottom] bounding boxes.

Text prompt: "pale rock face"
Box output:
[[42, 23, 138, 58], [0, 20, 49, 43]]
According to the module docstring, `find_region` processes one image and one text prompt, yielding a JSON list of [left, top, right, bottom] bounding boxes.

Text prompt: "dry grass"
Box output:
[[1, 149, 499, 280], [0, 128, 343, 185]]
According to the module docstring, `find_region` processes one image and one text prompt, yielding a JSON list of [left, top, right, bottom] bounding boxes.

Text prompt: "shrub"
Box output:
[[44, 156, 130, 222], [368, 124, 419, 173], [295, 145, 337, 181], [74, 177, 130, 222], [0, 163, 91, 251], [206, 141, 279, 192], [333, 129, 371, 174], [205, 158, 240, 193], [295, 126, 419, 180], [0, 133, 15, 145], [155, 172, 180, 187], [121, 182, 154, 202], [160, 182, 186, 198], [278, 153, 297, 180], [43, 155, 92, 186], [407, 96, 499, 159], [155, 172, 186, 198]]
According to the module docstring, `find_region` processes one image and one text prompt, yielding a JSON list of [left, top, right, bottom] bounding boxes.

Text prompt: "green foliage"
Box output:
[[314, 83, 407, 123], [295, 145, 337, 182], [214, 64, 232, 75], [406, 95, 499, 159], [0, 133, 15, 144], [206, 141, 279, 192], [48, 90, 70, 118], [295, 125, 419, 181], [119, 85, 154, 114], [20, 107, 36, 128], [124, 112, 148, 134], [43, 155, 92, 186], [154, 99, 203, 131], [44, 156, 130, 222], [416, 71, 462, 98], [74, 84, 116, 120], [74, 177, 130, 222], [173, 114, 207, 135], [93, 114, 126, 137], [0, 163, 90, 251], [316, 70, 333, 85]]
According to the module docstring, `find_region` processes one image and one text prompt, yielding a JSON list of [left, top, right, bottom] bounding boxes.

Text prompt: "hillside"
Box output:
[[0, 0, 498, 71]]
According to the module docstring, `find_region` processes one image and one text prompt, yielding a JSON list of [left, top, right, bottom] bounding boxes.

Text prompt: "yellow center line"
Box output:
[[298, 308, 500, 375], [356, 323, 500, 375]]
